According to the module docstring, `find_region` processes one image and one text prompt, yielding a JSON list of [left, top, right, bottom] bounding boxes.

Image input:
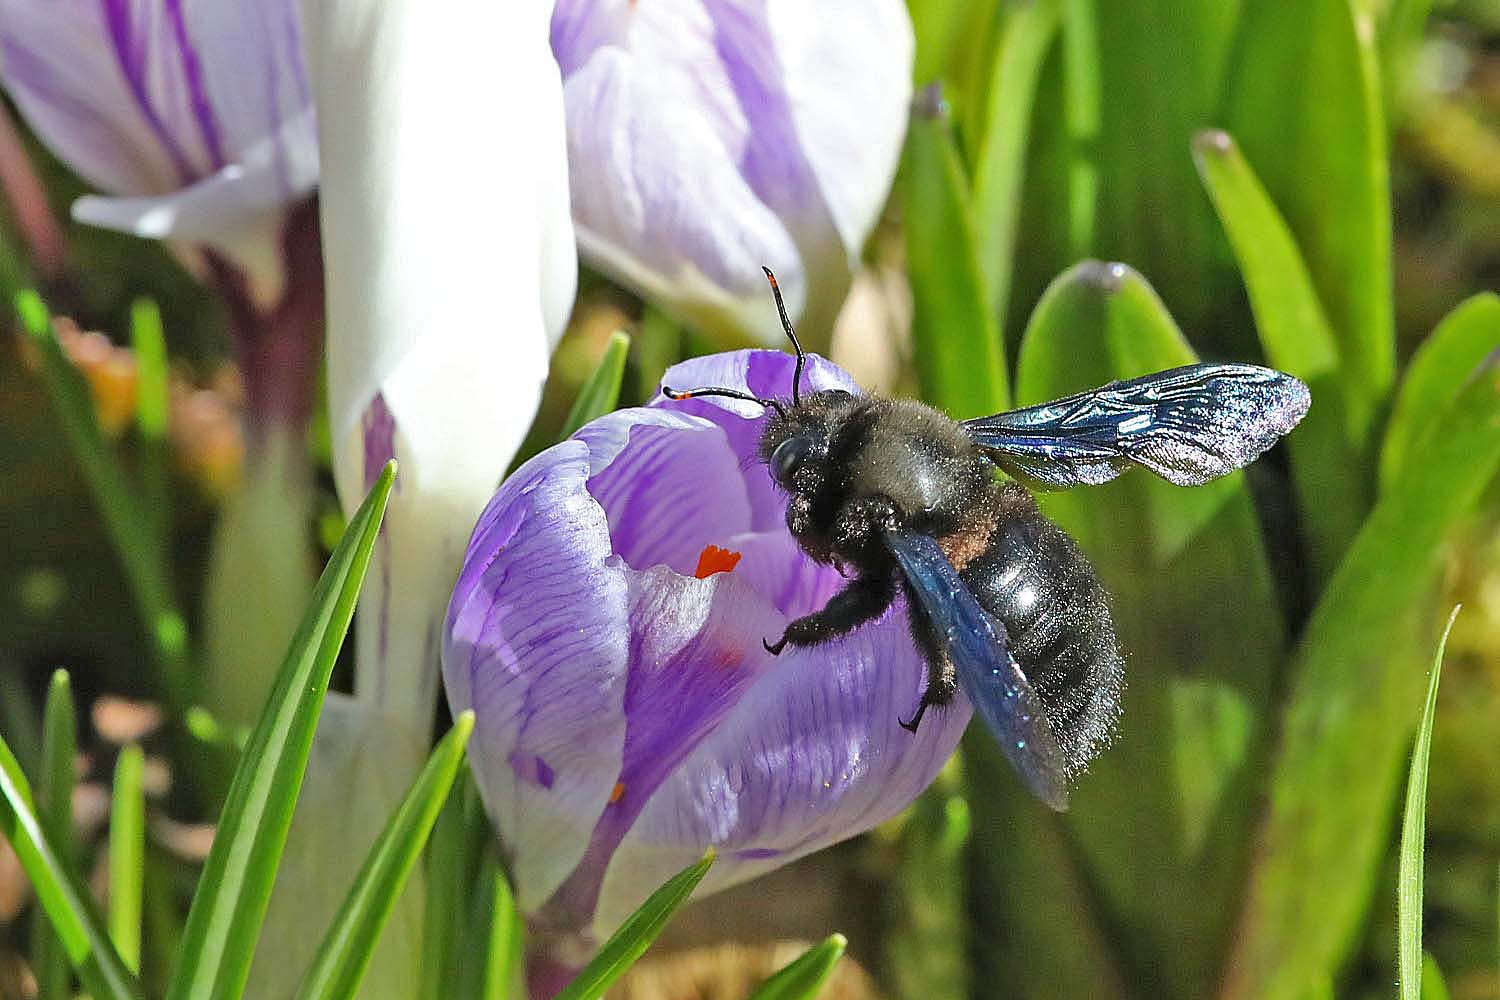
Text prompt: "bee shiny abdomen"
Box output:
[[961, 485, 1124, 774]]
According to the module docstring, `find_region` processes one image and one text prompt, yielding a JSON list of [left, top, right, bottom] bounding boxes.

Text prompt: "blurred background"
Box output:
[[1, 0, 1498, 998]]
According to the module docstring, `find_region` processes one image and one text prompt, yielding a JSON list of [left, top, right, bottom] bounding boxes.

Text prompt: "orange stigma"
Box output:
[[694, 545, 742, 579], [609, 782, 626, 804]]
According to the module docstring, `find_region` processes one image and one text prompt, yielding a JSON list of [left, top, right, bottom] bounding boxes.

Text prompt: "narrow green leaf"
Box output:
[[295, 713, 475, 1000], [1399, 607, 1458, 1000], [32, 670, 77, 1000], [1014, 261, 1282, 997], [108, 746, 145, 974], [746, 934, 846, 1000], [1381, 293, 1500, 488], [1224, 0, 1394, 435], [0, 730, 141, 1000], [479, 859, 520, 1000], [971, 0, 1061, 320], [418, 771, 488, 1000], [902, 96, 1008, 415], [453, 848, 522, 1000], [0, 667, 42, 779], [1420, 952, 1450, 1000], [1192, 128, 1370, 576], [552, 851, 715, 1000], [1225, 363, 1500, 1000], [166, 461, 397, 1000], [129, 297, 170, 538], [560, 331, 631, 438], [13, 291, 189, 702], [1059, 0, 1101, 256]]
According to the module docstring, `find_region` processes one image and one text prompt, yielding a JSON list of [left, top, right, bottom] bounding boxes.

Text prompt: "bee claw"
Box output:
[[763, 635, 787, 656]]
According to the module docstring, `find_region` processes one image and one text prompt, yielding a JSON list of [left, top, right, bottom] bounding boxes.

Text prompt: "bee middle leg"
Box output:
[[763, 573, 897, 655], [900, 598, 957, 733]]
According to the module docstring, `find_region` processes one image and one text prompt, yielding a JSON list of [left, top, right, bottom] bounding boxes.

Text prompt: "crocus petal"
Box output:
[[0, 0, 315, 263], [446, 443, 630, 910], [594, 608, 967, 933], [305, 0, 576, 725], [551, 0, 913, 342], [72, 110, 318, 286]]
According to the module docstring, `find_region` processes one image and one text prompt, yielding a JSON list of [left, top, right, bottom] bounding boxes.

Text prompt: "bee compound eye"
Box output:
[[771, 435, 817, 486]]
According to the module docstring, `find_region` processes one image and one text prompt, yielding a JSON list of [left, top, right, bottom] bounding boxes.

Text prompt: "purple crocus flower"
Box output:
[[444, 349, 969, 975], [0, 0, 316, 285], [551, 0, 914, 342]]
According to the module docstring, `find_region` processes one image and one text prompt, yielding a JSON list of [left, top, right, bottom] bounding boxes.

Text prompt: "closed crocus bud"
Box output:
[[0, 0, 317, 287], [551, 0, 914, 343], [444, 350, 968, 988]]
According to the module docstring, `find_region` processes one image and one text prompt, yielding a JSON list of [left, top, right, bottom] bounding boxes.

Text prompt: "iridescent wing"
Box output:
[[961, 363, 1310, 488], [882, 527, 1069, 810]]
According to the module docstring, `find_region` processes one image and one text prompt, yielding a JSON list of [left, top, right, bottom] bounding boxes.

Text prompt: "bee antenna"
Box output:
[[762, 266, 805, 407], [662, 385, 788, 419]]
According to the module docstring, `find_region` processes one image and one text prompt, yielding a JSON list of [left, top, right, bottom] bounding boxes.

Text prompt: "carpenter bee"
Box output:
[[664, 268, 1309, 810]]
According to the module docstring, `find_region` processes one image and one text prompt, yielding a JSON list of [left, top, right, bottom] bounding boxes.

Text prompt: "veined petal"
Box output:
[[763, 0, 913, 270], [0, 0, 312, 197], [72, 108, 317, 285], [445, 443, 630, 910], [550, 0, 913, 341], [307, 0, 577, 723], [593, 604, 968, 934], [563, 43, 803, 344]]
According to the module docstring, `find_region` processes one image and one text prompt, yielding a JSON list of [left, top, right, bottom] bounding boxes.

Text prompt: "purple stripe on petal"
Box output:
[[162, 0, 227, 170], [511, 753, 557, 790], [537, 567, 784, 932], [362, 392, 396, 491], [99, 0, 196, 184]]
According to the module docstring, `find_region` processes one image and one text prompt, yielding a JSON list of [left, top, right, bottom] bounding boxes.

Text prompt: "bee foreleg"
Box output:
[[763, 573, 897, 655]]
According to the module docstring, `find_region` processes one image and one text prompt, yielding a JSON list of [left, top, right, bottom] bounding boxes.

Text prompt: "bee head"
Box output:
[[758, 389, 857, 492]]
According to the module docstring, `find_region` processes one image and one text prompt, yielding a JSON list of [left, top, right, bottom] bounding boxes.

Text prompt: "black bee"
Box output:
[[665, 268, 1309, 810]]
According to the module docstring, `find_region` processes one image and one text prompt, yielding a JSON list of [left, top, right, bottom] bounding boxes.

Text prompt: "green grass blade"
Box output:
[[1225, 363, 1500, 1000], [1192, 128, 1370, 576], [552, 850, 715, 1000], [883, 772, 971, 1000], [129, 297, 170, 542], [0, 730, 141, 1000], [1420, 952, 1451, 1000], [32, 670, 77, 1000], [13, 290, 189, 702], [1014, 261, 1282, 997], [453, 848, 522, 1000], [560, 331, 631, 438], [1223, 0, 1394, 438], [902, 95, 1008, 416], [478, 858, 520, 1000], [418, 771, 488, 1000], [1399, 607, 1459, 1000], [971, 0, 1061, 321], [108, 746, 145, 974], [295, 712, 475, 1000], [1059, 0, 1101, 256], [1381, 294, 1500, 488], [165, 461, 397, 1000], [746, 934, 847, 1000]]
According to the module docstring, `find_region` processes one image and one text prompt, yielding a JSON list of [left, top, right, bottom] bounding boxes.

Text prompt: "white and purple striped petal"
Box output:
[[550, 0, 914, 344], [444, 350, 970, 953], [0, 0, 315, 273]]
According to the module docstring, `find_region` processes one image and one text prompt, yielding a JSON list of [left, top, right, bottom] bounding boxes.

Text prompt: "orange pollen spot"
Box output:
[[694, 545, 742, 579], [609, 782, 626, 805]]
